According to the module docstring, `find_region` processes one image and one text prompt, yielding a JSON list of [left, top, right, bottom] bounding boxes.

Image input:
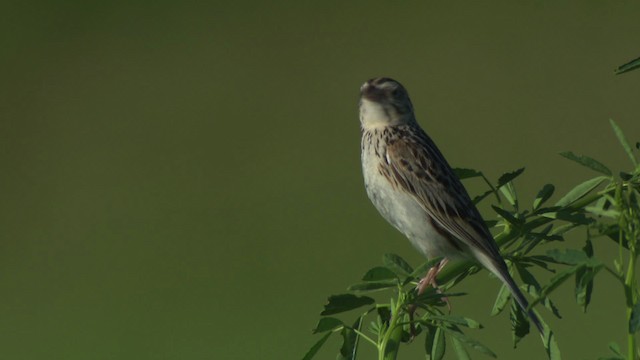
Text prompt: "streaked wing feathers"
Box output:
[[384, 131, 503, 261]]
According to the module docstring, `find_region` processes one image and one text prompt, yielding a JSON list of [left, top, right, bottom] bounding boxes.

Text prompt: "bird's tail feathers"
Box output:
[[498, 269, 544, 334], [475, 252, 544, 334]]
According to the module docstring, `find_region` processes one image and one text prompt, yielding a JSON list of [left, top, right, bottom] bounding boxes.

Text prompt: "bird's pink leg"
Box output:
[[416, 258, 449, 298], [409, 258, 450, 337]]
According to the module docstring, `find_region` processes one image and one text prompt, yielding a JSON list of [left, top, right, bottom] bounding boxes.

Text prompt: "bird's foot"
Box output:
[[410, 259, 451, 336]]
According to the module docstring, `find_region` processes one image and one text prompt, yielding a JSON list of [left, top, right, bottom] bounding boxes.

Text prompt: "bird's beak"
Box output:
[[360, 81, 385, 103]]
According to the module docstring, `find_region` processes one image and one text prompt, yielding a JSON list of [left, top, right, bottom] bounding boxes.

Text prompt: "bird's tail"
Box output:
[[498, 269, 544, 334], [476, 252, 544, 334]]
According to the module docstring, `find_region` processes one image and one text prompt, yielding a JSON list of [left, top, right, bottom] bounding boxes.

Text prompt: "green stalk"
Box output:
[[625, 252, 636, 360], [379, 294, 404, 360], [623, 184, 639, 360]]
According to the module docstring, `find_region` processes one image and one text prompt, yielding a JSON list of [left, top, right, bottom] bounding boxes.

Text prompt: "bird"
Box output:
[[359, 77, 543, 333]]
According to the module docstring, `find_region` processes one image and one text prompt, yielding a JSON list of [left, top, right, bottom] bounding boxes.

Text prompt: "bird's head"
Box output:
[[359, 77, 415, 129]]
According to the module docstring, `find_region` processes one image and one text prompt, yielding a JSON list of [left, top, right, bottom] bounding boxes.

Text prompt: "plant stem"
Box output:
[[621, 182, 638, 360], [625, 250, 637, 360], [379, 295, 403, 360], [353, 329, 378, 348]]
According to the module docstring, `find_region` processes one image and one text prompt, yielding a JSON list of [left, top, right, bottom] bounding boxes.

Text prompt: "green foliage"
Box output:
[[615, 56, 640, 75], [321, 294, 375, 316], [559, 151, 612, 176], [304, 121, 640, 359]]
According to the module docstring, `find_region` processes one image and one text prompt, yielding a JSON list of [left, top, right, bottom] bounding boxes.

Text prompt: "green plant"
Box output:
[[303, 120, 639, 360], [616, 56, 640, 75]]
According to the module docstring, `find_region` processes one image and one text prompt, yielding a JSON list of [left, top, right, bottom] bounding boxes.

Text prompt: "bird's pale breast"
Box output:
[[361, 139, 463, 260]]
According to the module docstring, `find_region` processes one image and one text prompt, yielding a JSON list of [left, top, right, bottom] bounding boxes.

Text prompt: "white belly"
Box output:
[[361, 150, 461, 260]]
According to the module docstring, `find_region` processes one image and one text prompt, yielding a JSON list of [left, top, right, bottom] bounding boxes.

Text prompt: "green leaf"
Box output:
[[348, 281, 397, 292], [500, 182, 518, 207], [541, 265, 583, 297], [585, 206, 620, 218], [608, 342, 623, 356], [593, 194, 609, 210], [450, 336, 471, 360], [524, 255, 557, 272], [491, 283, 511, 316], [377, 305, 391, 324], [615, 55, 640, 75], [525, 229, 563, 245], [559, 151, 612, 175], [427, 314, 482, 329], [302, 331, 332, 360], [600, 223, 630, 250], [555, 176, 607, 207], [575, 265, 600, 312], [424, 325, 445, 360], [620, 171, 633, 181], [497, 168, 525, 187], [527, 255, 562, 266], [383, 338, 400, 359], [362, 266, 397, 281], [629, 301, 640, 333], [515, 262, 542, 289], [415, 289, 466, 308], [546, 249, 589, 265], [543, 327, 562, 360], [472, 189, 494, 205], [321, 294, 375, 315], [549, 223, 578, 236], [552, 210, 593, 225], [520, 232, 547, 256], [454, 167, 483, 180], [337, 317, 362, 360], [610, 119, 638, 166], [533, 184, 555, 210], [533, 205, 562, 215], [492, 205, 522, 225], [443, 327, 497, 358], [575, 238, 597, 312], [313, 317, 344, 333], [523, 284, 562, 319], [510, 301, 530, 347], [383, 253, 413, 277]]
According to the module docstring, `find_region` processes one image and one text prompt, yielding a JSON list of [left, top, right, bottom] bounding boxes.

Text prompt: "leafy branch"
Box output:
[[304, 120, 638, 359]]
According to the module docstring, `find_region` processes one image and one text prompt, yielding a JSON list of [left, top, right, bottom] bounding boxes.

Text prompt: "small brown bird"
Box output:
[[359, 77, 542, 332]]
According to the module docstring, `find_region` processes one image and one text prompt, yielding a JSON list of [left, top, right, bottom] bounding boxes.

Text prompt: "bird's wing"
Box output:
[[383, 132, 503, 261], [383, 129, 544, 333]]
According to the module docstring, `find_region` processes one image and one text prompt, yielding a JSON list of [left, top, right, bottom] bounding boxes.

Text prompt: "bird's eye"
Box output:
[[391, 89, 400, 97]]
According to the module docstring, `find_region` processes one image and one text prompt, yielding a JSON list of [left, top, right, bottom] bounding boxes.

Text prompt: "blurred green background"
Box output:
[[2, 1, 640, 359]]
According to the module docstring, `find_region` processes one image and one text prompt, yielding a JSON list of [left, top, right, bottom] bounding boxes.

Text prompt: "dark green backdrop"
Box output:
[[2, 1, 640, 359]]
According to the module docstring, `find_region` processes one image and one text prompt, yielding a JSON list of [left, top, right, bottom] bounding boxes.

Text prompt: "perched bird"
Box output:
[[359, 77, 542, 332]]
